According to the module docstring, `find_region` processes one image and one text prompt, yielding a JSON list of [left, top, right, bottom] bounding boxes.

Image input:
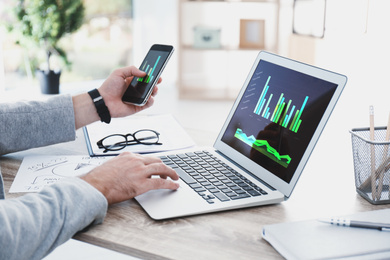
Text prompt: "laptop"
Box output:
[[136, 51, 347, 220]]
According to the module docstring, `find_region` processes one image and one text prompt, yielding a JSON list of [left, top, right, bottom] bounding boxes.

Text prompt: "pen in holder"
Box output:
[[350, 127, 390, 204]]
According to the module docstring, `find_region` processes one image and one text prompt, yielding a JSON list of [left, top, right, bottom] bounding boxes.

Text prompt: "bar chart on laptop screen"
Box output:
[[231, 67, 312, 169], [252, 74, 309, 133]]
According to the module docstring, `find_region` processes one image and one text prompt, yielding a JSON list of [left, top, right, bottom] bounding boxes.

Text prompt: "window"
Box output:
[[0, 0, 133, 92]]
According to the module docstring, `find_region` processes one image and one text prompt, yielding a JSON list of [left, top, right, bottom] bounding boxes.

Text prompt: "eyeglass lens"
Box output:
[[134, 130, 159, 144]]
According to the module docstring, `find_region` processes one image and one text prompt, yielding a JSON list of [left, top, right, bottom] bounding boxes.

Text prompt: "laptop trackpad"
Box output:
[[135, 179, 206, 220]]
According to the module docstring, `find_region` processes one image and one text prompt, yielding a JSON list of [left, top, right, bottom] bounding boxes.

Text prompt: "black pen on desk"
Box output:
[[318, 218, 390, 231]]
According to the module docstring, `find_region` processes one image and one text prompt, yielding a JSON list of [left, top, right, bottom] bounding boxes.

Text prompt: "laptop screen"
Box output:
[[221, 59, 338, 184]]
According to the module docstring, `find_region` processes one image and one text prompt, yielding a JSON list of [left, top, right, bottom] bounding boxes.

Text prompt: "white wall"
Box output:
[[288, 0, 390, 127], [285, 0, 390, 180], [132, 0, 178, 89]]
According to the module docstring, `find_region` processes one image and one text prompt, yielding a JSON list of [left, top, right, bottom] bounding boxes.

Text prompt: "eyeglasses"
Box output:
[[97, 129, 162, 153]]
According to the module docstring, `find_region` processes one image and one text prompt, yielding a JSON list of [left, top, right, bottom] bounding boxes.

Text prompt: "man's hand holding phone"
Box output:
[[94, 66, 161, 123], [122, 44, 174, 106]]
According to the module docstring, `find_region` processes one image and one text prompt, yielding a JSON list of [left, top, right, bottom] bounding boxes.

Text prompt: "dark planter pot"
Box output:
[[36, 70, 61, 94]]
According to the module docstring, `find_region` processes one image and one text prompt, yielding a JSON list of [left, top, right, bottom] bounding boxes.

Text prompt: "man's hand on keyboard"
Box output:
[[81, 152, 180, 205]]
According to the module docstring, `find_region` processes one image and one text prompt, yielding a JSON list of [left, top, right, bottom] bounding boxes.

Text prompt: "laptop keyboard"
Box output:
[[160, 151, 268, 204]]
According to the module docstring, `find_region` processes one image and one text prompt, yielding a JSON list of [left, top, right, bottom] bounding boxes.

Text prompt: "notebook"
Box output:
[[262, 209, 390, 260], [82, 114, 195, 156], [136, 51, 347, 220]]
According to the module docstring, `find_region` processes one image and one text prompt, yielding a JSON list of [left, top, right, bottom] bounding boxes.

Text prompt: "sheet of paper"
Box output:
[[10, 155, 110, 193], [84, 114, 195, 156]]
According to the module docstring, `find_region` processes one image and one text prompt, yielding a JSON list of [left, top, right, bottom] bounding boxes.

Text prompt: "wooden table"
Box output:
[[2, 124, 389, 260]]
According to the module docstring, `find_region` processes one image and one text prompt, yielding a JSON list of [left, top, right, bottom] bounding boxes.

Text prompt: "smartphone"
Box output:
[[122, 44, 174, 106]]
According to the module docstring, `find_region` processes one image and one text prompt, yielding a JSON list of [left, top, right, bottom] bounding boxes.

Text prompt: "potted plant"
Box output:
[[7, 0, 85, 94]]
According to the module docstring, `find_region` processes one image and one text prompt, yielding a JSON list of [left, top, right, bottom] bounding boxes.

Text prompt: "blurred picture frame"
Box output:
[[239, 19, 265, 49]]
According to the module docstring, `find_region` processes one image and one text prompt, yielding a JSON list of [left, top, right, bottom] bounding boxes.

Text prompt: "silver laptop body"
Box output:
[[136, 51, 347, 220]]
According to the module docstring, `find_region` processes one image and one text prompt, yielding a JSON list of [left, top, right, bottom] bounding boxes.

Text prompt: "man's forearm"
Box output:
[[0, 95, 76, 155], [72, 92, 100, 129], [0, 178, 107, 260]]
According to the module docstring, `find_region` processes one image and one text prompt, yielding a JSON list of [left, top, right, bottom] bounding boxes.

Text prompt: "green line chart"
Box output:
[[253, 76, 309, 133], [137, 55, 161, 83], [234, 128, 291, 168]]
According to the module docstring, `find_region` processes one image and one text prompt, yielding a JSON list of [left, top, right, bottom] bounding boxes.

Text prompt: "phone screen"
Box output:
[[122, 44, 174, 106]]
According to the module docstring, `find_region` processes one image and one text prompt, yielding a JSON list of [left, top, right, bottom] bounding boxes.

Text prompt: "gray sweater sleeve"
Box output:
[[0, 95, 108, 259], [0, 95, 76, 155], [0, 178, 108, 260]]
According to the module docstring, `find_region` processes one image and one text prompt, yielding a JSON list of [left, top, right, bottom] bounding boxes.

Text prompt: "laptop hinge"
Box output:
[[215, 150, 276, 191]]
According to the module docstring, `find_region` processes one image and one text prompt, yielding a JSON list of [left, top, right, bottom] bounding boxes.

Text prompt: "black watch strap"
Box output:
[[88, 89, 111, 124]]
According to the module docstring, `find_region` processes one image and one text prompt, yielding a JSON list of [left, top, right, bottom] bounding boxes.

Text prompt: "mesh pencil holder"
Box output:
[[350, 127, 390, 204]]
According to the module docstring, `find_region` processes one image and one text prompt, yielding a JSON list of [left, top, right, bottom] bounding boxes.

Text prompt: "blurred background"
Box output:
[[0, 0, 389, 123]]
